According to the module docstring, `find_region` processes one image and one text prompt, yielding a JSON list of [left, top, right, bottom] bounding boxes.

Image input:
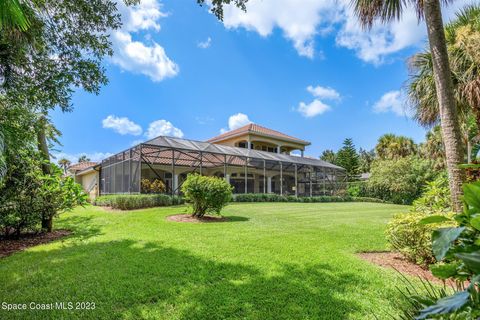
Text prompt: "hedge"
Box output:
[[94, 193, 387, 210], [232, 193, 388, 203], [94, 194, 184, 210]]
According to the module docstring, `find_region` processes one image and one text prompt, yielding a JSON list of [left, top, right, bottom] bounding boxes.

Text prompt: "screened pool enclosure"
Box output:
[[99, 136, 346, 197]]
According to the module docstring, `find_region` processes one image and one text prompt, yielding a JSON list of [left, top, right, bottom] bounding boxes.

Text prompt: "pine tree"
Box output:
[[335, 138, 360, 181]]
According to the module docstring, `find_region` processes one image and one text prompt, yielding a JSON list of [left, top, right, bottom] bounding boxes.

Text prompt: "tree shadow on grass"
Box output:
[[55, 215, 103, 241], [1, 240, 369, 320]]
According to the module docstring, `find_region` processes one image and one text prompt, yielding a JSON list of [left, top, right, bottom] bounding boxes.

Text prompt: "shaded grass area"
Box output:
[[0, 202, 411, 319]]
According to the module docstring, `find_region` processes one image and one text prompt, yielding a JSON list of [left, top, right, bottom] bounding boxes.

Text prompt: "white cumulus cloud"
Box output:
[[102, 115, 143, 136], [373, 90, 407, 116], [220, 113, 252, 133], [296, 84, 340, 118], [297, 100, 331, 118], [307, 85, 340, 100], [145, 120, 184, 139], [198, 37, 212, 49], [217, 0, 475, 64], [111, 0, 179, 81]]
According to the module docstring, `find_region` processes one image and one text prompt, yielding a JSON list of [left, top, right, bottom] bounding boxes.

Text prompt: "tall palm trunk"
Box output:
[[36, 115, 53, 232], [424, 0, 465, 211]]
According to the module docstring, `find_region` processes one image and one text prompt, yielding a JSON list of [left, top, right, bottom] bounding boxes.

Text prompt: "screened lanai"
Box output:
[[99, 136, 346, 197]]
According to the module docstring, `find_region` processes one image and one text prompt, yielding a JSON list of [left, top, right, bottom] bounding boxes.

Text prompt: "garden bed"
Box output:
[[166, 214, 228, 223], [0, 230, 71, 258], [358, 251, 444, 284]]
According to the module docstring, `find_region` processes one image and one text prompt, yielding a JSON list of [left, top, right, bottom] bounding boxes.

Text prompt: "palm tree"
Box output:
[[58, 158, 71, 174], [375, 134, 417, 160], [353, 0, 465, 211], [77, 155, 90, 163], [408, 6, 480, 163], [0, 0, 30, 31]]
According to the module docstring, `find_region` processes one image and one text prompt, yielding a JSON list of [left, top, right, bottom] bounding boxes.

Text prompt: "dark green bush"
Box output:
[[181, 174, 233, 217], [94, 194, 184, 210], [365, 156, 437, 204], [232, 193, 387, 204]]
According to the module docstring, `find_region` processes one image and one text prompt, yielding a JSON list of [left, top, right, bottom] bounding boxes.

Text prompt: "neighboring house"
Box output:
[[75, 124, 346, 199], [67, 162, 100, 200]]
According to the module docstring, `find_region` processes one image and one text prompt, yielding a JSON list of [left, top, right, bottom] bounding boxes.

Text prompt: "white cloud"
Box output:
[[102, 115, 143, 136], [217, 0, 475, 64], [198, 37, 212, 49], [145, 120, 184, 139], [111, 0, 179, 81], [296, 84, 339, 118], [297, 100, 331, 118], [373, 90, 407, 116], [307, 85, 340, 100], [53, 152, 114, 164], [220, 113, 252, 133]]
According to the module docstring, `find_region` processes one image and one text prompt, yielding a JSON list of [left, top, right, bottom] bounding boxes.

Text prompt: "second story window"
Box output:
[[238, 142, 247, 148]]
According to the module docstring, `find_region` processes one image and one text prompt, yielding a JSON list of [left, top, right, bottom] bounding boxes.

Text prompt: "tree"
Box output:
[[0, 0, 30, 31], [353, 0, 465, 211], [335, 138, 359, 181], [58, 158, 71, 174], [320, 149, 337, 164], [375, 134, 417, 160], [420, 125, 446, 170], [358, 148, 375, 173], [77, 155, 90, 163]]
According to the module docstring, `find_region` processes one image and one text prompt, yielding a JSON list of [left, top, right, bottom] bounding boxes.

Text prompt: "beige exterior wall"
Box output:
[[211, 133, 307, 154], [76, 170, 99, 200]]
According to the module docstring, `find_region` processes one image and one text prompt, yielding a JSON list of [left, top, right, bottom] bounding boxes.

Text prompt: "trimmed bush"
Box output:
[[385, 211, 455, 267], [94, 194, 184, 210], [181, 174, 233, 218], [232, 193, 387, 204]]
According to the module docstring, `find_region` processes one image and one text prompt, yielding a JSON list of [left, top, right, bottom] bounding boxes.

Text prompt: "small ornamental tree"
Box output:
[[181, 174, 233, 218]]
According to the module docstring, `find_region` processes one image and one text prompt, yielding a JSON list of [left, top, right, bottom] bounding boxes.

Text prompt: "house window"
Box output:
[[238, 142, 247, 148]]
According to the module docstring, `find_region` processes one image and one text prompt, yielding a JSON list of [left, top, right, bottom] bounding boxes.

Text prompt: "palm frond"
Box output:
[[0, 0, 30, 31]]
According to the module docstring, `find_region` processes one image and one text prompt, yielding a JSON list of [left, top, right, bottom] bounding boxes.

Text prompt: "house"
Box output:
[[67, 161, 100, 200], [71, 124, 345, 199]]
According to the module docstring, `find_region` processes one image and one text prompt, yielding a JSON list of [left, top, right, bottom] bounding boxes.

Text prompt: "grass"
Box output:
[[0, 202, 414, 319]]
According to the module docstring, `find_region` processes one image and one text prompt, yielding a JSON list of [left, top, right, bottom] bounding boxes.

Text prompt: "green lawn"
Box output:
[[0, 202, 412, 319]]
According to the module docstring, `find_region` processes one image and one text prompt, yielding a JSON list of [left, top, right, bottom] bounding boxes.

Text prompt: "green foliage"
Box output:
[[375, 134, 417, 160], [335, 138, 360, 181], [412, 173, 451, 213], [320, 149, 337, 164], [141, 178, 166, 194], [0, 151, 86, 237], [94, 194, 184, 210], [386, 173, 455, 267], [181, 174, 233, 218], [232, 193, 387, 203], [386, 211, 455, 266], [366, 156, 437, 204], [358, 148, 375, 173], [405, 180, 480, 318]]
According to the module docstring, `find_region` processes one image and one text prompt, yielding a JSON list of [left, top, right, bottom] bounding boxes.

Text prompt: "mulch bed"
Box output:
[[0, 230, 71, 259], [166, 214, 228, 223], [358, 251, 447, 284]]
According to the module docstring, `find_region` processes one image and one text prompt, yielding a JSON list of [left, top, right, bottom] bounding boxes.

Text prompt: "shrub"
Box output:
[[232, 193, 387, 204], [94, 194, 184, 210], [402, 181, 480, 319], [366, 156, 437, 204], [386, 173, 454, 267], [141, 178, 166, 194], [181, 174, 233, 218], [385, 211, 454, 267]]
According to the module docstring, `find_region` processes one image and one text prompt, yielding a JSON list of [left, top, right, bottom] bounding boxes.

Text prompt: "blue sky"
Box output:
[[51, 0, 476, 163]]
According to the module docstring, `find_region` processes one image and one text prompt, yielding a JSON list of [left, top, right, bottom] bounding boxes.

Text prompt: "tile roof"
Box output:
[[68, 162, 98, 173], [207, 124, 310, 145]]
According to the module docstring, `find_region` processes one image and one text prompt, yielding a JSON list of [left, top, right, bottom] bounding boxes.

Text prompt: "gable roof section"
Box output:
[[207, 124, 310, 145], [68, 162, 98, 173]]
